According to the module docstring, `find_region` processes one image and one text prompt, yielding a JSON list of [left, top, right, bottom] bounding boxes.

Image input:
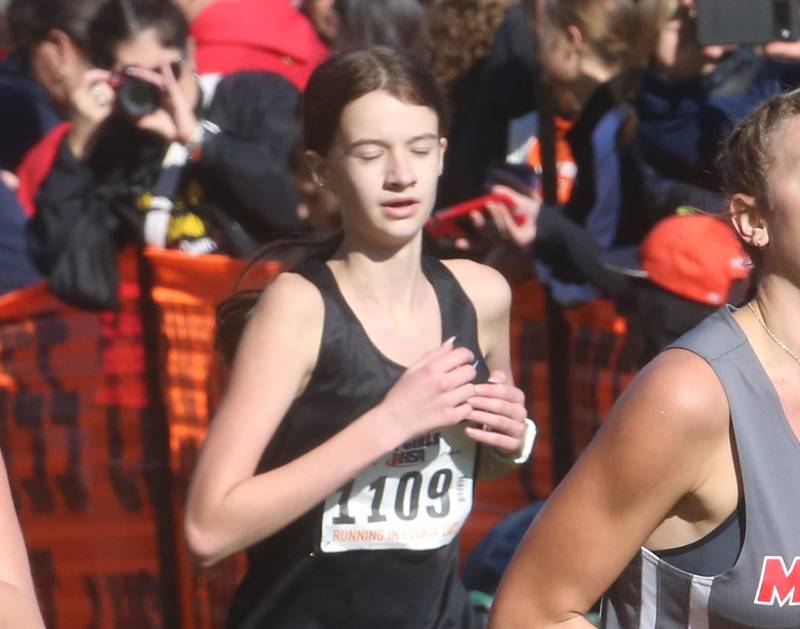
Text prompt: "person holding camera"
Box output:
[[28, 0, 304, 310], [637, 0, 800, 190]]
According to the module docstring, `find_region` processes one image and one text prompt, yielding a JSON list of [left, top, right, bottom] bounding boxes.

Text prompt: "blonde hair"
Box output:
[[540, 0, 674, 73]]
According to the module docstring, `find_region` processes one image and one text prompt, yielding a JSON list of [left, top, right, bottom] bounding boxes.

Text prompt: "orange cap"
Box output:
[[638, 214, 751, 306]]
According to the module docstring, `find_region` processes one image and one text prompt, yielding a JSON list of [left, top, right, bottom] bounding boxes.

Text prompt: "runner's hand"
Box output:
[[464, 370, 527, 454], [379, 338, 477, 445]]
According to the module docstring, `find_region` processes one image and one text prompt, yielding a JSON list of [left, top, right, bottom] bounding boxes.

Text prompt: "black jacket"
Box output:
[[534, 205, 715, 364], [28, 71, 303, 310]]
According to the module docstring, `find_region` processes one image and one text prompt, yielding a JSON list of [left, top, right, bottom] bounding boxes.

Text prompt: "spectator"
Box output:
[[333, 0, 428, 53], [480, 190, 750, 363], [300, 0, 340, 47], [7, 0, 111, 214], [0, 61, 61, 173], [28, 0, 304, 310], [187, 0, 329, 91], [0, 180, 41, 296], [5, 0, 100, 117], [0, 0, 103, 171], [637, 0, 800, 189], [501, 0, 673, 305], [430, 0, 537, 208]]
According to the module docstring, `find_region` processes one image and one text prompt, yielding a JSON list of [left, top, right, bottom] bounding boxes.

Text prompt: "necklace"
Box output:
[[747, 301, 800, 367]]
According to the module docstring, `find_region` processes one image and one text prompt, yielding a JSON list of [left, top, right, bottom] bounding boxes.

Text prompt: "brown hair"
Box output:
[[539, 0, 673, 74], [216, 47, 450, 364], [717, 90, 800, 276], [424, 0, 509, 90], [87, 0, 189, 69], [7, 0, 106, 59], [303, 46, 450, 156], [718, 90, 800, 212]]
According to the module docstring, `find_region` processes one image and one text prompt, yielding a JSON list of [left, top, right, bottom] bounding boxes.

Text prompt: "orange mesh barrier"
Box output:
[[463, 286, 639, 557], [144, 249, 282, 629], [0, 249, 173, 629], [563, 299, 638, 458], [0, 249, 640, 627]]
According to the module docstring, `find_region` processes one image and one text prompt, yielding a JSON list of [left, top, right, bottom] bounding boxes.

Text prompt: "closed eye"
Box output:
[[355, 151, 383, 161]]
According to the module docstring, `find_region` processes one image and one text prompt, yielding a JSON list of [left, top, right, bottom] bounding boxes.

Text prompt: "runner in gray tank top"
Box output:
[[487, 73, 800, 629], [602, 306, 800, 628]]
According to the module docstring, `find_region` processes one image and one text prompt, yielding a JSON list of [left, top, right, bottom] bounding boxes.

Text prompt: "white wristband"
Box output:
[[490, 418, 537, 465]]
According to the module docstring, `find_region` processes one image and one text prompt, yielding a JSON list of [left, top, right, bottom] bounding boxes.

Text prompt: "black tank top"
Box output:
[[225, 256, 488, 629]]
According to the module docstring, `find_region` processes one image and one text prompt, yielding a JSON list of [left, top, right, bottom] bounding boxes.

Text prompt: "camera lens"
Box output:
[[116, 76, 162, 118]]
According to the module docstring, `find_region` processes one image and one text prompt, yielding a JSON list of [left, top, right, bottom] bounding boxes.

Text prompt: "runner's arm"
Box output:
[[185, 273, 477, 565], [488, 349, 730, 628], [0, 451, 45, 629], [444, 260, 529, 480]]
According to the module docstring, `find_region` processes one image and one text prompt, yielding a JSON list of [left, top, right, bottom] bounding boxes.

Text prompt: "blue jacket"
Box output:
[[0, 182, 41, 296], [637, 53, 800, 187]]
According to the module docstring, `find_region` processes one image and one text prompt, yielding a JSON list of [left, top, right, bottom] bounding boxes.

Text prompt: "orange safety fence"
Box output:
[[0, 250, 170, 629], [145, 249, 282, 629], [0, 248, 639, 628]]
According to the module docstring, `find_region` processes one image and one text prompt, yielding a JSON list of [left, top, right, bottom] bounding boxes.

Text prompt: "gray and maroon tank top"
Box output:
[[602, 306, 800, 628]]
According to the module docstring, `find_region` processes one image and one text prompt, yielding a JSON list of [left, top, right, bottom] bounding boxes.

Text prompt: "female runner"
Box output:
[[0, 450, 44, 629], [185, 47, 534, 629], [489, 92, 800, 627]]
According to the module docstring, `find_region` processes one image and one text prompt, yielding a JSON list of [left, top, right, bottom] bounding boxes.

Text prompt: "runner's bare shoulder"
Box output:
[[440, 259, 512, 323]]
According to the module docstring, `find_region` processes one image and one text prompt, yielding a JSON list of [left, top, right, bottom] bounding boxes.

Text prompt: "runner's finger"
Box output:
[[468, 395, 526, 420], [463, 426, 519, 451], [467, 410, 526, 438]]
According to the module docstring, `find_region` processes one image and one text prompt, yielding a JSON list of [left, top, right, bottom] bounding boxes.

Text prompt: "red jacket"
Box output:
[[192, 0, 328, 91], [16, 121, 71, 217]]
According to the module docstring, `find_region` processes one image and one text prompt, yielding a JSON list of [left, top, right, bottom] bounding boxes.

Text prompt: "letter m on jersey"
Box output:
[[755, 556, 800, 606]]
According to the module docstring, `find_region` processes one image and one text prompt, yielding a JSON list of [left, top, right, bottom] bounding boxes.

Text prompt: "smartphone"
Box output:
[[426, 192, 519, 241], [697, 0, 800, 46], [484, 163, 540, 197]]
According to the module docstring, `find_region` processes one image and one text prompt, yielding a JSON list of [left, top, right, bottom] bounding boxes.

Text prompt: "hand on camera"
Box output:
[[470, 185, 540, 248], [764, 40, 800, 61], [654, 1, 731, 80], [463, 370, 528, 455], [125, 62, 199, 144], [67, 69, 115, 159], [378, 338, 477, 446]]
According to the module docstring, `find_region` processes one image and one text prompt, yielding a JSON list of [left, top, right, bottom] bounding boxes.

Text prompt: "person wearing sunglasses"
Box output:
[[27, 0, 305, 310]]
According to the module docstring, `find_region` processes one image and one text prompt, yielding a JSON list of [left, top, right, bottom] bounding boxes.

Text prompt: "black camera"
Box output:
[[697, 0, 800, 46], [109, 71, 162, 118]]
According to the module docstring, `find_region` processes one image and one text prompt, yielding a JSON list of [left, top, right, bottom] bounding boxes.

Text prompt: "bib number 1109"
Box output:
[[332, 468, 453, 525]]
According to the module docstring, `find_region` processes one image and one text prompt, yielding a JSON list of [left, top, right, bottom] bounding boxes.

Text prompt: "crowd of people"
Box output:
[[2, 0, 800, 627]]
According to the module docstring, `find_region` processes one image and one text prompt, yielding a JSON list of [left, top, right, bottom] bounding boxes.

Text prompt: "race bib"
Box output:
[[320, 427, 476, 553]]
